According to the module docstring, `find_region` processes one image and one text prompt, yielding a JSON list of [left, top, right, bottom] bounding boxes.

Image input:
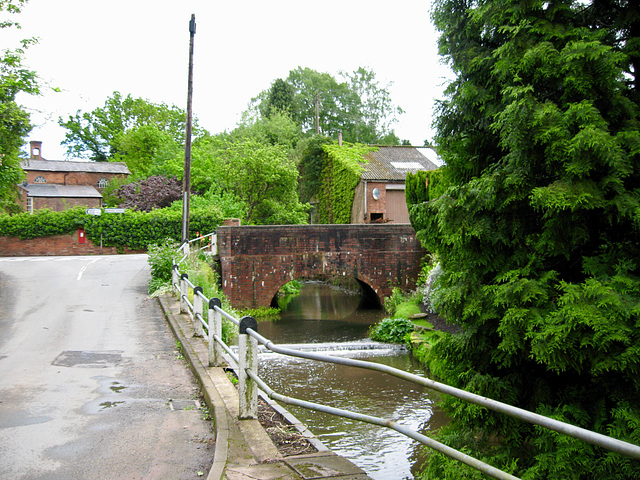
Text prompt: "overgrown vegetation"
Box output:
[[408, 0, 640, 478], [0, 0, 39, 215], [369, 317, 415, 343], [315, 143, 376, 224], [147, 239, 236, 344]]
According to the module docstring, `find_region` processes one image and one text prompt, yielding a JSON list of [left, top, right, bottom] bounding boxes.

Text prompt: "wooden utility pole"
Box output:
[[314, 91, 320, 135], [181, 14, 196, 246]]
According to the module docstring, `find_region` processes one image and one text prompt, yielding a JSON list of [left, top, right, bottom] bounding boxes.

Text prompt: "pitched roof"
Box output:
[[362, 146, 439, 181], [20, 159, 130, 175], [23, 184, 103, 198]]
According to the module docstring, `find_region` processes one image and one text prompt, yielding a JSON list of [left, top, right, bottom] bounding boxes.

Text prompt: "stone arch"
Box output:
[[217, 224, 426, 309]]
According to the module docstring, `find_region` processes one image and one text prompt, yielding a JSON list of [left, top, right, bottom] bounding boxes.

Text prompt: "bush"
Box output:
[[383, 287, 407, 315], [369, 318, 415, 343], [147, 238, 180, 294]]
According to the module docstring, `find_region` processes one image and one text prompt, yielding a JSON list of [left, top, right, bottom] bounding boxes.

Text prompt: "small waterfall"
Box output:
[[232, 340, 407, 357], [258, 340, 407, 355]]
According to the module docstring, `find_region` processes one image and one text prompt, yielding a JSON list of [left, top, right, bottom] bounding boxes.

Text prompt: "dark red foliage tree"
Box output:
[[114, 175, 182, 212]]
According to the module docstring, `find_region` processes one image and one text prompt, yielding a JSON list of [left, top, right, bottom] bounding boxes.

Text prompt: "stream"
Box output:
[[256, 282, 447, 480]]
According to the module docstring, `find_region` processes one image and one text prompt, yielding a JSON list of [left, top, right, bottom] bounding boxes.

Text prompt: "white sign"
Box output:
[[85, 208, 102, 216], [104, 208, 125, 214]]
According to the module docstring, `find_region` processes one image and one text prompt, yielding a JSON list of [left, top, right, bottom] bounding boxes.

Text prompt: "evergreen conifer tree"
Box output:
[[411, 0, 640, 477]]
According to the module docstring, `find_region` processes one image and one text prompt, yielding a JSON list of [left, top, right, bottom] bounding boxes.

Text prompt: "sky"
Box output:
[[3, 0, 453, 160]]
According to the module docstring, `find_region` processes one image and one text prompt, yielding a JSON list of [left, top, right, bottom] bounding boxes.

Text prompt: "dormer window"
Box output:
[[97, 178, 108, 188], [34, 176, 46, 183]]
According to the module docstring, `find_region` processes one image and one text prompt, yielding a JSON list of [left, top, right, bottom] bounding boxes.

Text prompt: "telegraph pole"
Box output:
[[181, 14, 196, 246]]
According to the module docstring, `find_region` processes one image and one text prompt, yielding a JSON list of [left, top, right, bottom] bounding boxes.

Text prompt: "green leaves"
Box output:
[[315, 143, 375, 224], [249, 66, 404, 144], [369, 318, 415, 343], [58, 92, 200, 162], [411, 0, 640, 477], [0, 206, 221, 251], [218, 140, 309, 225]]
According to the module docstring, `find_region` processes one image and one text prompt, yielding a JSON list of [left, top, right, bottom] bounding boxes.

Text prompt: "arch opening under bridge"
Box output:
[[268, 275, 383, 310]]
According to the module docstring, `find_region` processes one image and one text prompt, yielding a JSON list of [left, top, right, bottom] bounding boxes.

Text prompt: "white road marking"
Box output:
[[77, 258, 100, 280]]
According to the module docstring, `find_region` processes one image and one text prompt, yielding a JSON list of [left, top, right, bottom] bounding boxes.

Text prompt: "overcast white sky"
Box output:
[[3, 0, 453, 160]]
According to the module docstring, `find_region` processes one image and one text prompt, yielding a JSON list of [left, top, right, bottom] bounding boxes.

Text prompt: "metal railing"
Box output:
[[171, 258, 640, 480], [177, 232, 217, 263]]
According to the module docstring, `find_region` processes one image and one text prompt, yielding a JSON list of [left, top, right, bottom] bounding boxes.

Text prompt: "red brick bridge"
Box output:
[[217, 224, 426, 309]]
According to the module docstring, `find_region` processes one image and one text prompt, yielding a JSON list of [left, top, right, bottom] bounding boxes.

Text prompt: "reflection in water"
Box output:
[[258, 282, 446, 480]]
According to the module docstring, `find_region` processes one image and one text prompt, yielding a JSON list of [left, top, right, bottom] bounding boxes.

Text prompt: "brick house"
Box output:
[[18, 141, 130, 213], [350, 145, 439, 224]]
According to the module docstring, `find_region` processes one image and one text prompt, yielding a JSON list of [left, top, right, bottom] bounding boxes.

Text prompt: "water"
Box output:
[[257, 282, 447, 480]]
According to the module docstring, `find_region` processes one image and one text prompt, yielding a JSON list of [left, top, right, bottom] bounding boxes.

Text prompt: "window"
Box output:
[[97, 178, 108, 188], [26, 197, 33, 214], [34, 176, 46, 183]]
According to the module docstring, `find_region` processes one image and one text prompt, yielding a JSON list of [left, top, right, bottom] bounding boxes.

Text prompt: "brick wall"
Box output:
[[0, 234, 143, 257], [217, 224, 426, 308], [32, 197, 102, 211], [24, 171, 123, 188]]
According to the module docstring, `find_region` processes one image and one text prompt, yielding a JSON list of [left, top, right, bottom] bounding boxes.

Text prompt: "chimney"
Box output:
[[30, 141, 43, 160]]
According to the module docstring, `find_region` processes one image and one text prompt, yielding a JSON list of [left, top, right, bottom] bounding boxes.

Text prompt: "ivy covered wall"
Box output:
[[315, 143, 376, 224]]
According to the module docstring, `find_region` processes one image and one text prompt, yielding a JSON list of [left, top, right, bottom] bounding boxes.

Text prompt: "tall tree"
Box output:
[[112, 124, 182, 177], [410, 0, 640, 478], [0, 0, 38, 214], [249, 67, 404, 144], [58, 92, 199, 162], [218, 141, 308, 225], [341, 66, 404, 143], [260, 78, 295, 118]]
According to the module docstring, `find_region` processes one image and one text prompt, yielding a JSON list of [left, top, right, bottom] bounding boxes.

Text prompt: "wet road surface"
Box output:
[[0, 254, 214, 479]]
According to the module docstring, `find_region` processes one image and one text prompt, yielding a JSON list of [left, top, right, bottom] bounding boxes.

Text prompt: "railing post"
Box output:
[[172, 264, 179, 296], [238, 316, 258, 420], [208, 298, 222, 367], [193, 286, 204, 337], [180, 273, 189, 314], [211, 233, 217, 255]]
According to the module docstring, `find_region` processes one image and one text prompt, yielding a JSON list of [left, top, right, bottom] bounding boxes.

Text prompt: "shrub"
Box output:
[[383, 287, 407, 315], [147, 238, 180, 294], [369, 318, 415, 343]]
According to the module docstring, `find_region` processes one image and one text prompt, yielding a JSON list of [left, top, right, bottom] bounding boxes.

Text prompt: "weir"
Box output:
[[256, 341, 408, 354]]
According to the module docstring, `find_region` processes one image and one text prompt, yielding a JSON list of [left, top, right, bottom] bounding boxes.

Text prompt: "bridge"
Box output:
[[216, 223, 426, 309]]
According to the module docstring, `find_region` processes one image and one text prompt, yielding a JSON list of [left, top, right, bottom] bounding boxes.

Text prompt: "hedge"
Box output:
[[0, 206, 223, 251]]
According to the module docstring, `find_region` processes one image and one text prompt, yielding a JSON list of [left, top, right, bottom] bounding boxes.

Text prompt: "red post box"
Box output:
[[78, 228, 86, 244]]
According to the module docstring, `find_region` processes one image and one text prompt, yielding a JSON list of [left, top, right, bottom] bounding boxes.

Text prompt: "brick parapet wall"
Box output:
[[0, 234, 143, 256], [217, 224, 426, 308]]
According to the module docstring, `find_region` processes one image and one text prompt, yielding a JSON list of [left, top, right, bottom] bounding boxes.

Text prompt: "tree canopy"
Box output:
[[410, 0, 640, 478], [58, 91, 200, 162], [47, 65, 403, 226], [0, 0, 38, 214], [249, 66, 404, 144]]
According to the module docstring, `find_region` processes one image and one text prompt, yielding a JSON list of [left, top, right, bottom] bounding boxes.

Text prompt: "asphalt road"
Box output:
[[0, 254, 214, 479]]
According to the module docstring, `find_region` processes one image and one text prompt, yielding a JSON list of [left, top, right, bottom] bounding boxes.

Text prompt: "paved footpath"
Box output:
[[158, 294, 372, 480]]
